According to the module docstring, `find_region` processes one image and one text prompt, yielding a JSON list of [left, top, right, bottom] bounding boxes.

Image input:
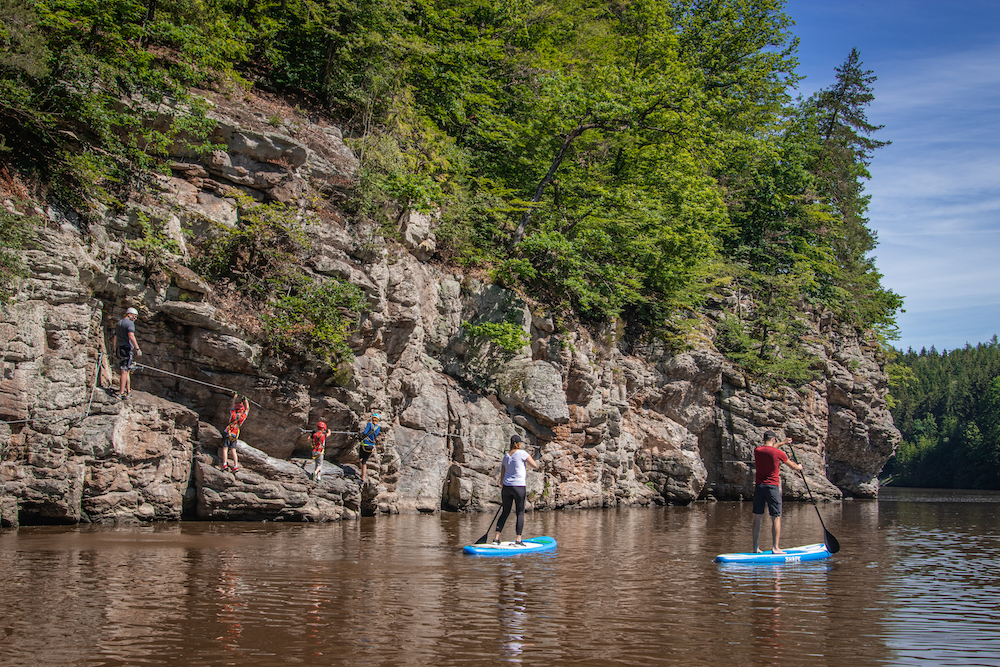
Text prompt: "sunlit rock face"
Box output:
[[0, 94, 898, 525]]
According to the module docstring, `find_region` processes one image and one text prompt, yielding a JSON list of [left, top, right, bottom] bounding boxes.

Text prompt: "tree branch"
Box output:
[[512, 116, 598, 245]]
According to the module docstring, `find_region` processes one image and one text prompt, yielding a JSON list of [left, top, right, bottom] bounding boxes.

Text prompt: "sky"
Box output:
[[784, 0, 1000, 353]]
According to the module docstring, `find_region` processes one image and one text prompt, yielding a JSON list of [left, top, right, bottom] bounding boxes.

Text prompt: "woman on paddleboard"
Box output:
[[494, 434, 538, 547]]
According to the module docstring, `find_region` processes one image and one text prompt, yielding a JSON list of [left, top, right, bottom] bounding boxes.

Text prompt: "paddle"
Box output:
[[475, 505, 503, 545], [787, 443, 841, 554]]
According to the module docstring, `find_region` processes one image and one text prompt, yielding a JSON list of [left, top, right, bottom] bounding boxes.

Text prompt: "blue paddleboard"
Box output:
[[463, 536, 557, 556], [714, 542, 832, 564]]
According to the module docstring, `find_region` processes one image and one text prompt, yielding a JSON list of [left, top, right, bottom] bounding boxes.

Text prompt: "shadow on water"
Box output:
[[0, 490, 998, 666]]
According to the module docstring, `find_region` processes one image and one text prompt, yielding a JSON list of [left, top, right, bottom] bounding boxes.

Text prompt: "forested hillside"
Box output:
[[1, 0, 901, 381], [885, 339, 1000, 489]]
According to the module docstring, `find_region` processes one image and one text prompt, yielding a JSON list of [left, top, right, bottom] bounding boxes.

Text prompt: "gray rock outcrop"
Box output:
[[0, 90, 900, 526]]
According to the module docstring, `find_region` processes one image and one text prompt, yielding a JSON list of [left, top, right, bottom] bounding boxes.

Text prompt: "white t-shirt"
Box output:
[[502, 449, 531, 487]]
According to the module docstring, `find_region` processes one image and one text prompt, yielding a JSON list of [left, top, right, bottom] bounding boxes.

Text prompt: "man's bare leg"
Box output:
[[772, 516, 784, 553], [752, 513, 764, 552]]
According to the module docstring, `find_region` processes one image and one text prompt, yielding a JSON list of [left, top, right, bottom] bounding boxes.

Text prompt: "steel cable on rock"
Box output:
[[122, 363, 536, 466]]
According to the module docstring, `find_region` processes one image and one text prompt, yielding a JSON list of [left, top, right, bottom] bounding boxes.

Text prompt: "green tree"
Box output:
[[0, 210, 35, 302], [886, 339, 1000, 488], [805, 48, 899, 331], [0, 0, 50, 78], [971, 376, 1000, 486]]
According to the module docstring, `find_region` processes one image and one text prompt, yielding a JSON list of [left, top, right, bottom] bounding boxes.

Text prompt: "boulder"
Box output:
[[496, 360, 570, 427], [190, 330, 258, 373], [194, 443, 359, 521]]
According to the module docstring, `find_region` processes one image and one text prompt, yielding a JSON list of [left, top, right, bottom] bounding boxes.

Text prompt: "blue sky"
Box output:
[[785, 0, 1000, 353]]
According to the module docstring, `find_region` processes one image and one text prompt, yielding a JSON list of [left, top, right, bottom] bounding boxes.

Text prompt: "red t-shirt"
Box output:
[[754, 445, 788, 486]]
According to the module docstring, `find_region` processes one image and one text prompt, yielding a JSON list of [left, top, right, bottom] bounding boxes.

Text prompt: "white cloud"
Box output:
[[783, 0, 1000, 350], [859, 44, 1000, 349]]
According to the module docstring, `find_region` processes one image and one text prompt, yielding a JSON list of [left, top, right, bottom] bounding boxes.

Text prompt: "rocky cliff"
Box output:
[[0, 90, 900, 527]]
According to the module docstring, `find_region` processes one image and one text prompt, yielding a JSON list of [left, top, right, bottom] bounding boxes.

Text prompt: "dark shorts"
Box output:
[[117, 346, 135, 371], [753, 484, 782, 517], [359, 443, 374, 463], [222, 432, 239, 449]]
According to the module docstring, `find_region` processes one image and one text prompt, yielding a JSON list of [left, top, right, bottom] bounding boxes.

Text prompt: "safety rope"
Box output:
[[84, 352, 102, 418], [136, 363, 514, 448], [133, 363, 266, 409], [0, 412, 88, 426], [2, 358, 526, 463]]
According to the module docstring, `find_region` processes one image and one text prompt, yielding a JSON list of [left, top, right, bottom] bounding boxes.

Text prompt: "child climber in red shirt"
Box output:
[[221, 392, 249, 473], [311, 421, 331, 482]]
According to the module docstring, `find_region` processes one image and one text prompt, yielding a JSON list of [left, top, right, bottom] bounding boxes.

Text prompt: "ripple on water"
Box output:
[[1, 496, 1000, 666]]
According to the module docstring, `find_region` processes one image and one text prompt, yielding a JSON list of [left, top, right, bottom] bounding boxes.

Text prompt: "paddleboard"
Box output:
[[463, 536, 557, 556], [714, 542, 832, 564]]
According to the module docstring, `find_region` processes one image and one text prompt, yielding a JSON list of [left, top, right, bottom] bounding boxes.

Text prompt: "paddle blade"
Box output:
[[825, 530, 841, 554], [475, 505, 503, 545]]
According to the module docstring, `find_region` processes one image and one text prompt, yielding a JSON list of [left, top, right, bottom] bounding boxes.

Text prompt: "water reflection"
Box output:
[[717, 562, 834, 667], [877, 488, 1000, 666], [496, 565, 527, 662], [0, 492, 998, 665]]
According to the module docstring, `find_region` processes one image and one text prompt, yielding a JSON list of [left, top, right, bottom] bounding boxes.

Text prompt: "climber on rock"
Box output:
[[359, 413, 382, 484], [112, 307, 142, 400], [310, 420, 330, 482], [220, 392, 250, 473]]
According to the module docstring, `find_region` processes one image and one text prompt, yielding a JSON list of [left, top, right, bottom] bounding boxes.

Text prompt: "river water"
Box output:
[[1, 487, 998, 666]]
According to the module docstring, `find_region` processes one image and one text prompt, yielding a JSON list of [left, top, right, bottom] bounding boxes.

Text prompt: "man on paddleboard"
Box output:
[[752, 430, 802, 553]]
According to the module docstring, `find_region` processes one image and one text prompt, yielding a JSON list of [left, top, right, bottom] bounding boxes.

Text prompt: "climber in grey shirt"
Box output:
[[112, 307, 141, 399]]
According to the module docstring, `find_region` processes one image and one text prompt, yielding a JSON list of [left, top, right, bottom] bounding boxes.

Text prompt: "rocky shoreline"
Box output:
[[0, 90, 900, 529]]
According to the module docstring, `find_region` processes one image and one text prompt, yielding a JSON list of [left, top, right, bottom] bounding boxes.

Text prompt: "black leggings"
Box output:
[[496, 485, 527, 535]]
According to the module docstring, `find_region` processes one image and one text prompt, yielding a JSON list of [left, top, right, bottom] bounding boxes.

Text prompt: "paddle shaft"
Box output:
[[787, 443, 841, 554], [475, 504, 503, 544]]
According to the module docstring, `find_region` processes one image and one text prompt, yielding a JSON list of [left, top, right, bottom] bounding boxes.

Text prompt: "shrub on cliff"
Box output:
[[0, 208, 35, 302], [192, 199, 366, 361], [262, 279, 367, 362]]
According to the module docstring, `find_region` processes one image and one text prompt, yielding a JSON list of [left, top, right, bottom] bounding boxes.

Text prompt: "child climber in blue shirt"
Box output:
[[359, 413, 381, 484]]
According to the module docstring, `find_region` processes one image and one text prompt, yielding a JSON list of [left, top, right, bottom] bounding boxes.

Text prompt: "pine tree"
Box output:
[[887, 340, 1000, 488], [812, 48, 889, 251], [805, 48, 897, 331]]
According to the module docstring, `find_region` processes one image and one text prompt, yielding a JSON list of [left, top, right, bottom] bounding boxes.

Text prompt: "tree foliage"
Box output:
[[0, 0, 902, 381], [886, 338, 1000, 489], [0, 209, 36, 301]]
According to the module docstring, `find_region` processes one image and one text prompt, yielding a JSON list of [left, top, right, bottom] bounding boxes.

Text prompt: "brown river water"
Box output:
[[1, 487, 999, 666]]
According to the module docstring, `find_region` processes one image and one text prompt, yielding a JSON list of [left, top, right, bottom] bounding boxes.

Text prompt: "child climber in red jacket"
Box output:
[[311, 421, 331, 481]]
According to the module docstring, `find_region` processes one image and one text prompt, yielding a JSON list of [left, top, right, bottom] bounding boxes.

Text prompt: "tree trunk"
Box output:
[[512, 119, 596, 245], [140, 0, 158, 47]]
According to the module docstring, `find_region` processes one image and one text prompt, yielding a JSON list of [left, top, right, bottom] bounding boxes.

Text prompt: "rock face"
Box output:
[[0, 91, 901, 526]]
